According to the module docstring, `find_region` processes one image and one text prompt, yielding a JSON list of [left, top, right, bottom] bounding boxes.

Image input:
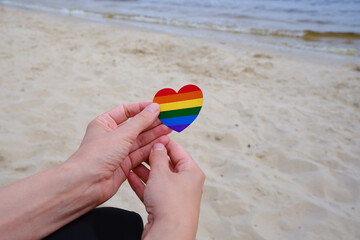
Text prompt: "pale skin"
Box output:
[[129, 141, 205, 240], [0, 102, 205, 240]]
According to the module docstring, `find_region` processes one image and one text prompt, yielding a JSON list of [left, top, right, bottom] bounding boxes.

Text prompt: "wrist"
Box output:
[[60, 154, 102, 206]]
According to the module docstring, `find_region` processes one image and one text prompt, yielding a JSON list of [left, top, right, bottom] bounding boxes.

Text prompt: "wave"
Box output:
[[1, 0, 359, 57]]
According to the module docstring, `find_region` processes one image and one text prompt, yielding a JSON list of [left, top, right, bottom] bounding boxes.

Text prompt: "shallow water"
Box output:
[[1, 0, 360, 56]]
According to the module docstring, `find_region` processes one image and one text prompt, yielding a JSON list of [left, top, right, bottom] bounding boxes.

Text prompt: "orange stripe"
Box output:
[[153, 91, 203, 104]]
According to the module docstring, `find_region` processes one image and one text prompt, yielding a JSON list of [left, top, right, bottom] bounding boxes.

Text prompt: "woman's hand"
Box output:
[[128, 140, 206, 240], [0, 102, 172, 240], [66, 102, 172, 204]]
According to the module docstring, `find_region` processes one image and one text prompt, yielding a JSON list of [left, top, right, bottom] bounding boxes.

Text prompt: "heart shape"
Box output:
[[153, 84, 203, 132]]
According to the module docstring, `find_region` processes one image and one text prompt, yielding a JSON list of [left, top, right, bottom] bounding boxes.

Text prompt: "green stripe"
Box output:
[[159, 107, 202, 119]]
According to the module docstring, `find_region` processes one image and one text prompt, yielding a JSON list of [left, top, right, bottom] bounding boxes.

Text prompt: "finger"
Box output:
[[130, 124, 172, 152], [128, 172, 145, 202], [142, 118, 163, 133], [120, 135, 170, 176], [169, 161, 176, 173], [108, 102, 152, 125], [133, 163, 150, 183], [166, 139, 196, 172], [120, 103, 160, 138], [149, 143, 170, 172], [86, 102, 152, 135]]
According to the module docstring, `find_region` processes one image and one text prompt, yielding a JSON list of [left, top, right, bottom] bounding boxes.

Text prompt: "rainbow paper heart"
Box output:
[[153, 84, 203, 132]]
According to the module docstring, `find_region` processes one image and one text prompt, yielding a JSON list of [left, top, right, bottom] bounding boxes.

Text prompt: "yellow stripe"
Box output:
[[159, 98, 203, 111]]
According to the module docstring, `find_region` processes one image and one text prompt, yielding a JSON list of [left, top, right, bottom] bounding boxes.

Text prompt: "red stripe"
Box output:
[[153, 90, 203, 104], [155, 88, 177, 97], [154, 85, 201, 97], [178, 84, 201, 94]]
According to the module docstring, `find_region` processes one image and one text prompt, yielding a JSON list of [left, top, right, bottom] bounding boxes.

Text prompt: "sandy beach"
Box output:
[[1, 6, 360, 239]]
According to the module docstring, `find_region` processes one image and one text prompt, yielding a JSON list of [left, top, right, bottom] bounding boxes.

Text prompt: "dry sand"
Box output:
[[1, 6, 360, 240]]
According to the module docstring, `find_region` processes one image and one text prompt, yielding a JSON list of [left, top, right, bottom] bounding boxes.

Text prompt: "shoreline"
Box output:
[[1, 3, 360, 61], [1, 5, 360, 240]]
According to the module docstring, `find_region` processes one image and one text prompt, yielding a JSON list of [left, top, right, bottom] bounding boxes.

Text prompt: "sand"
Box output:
[[1, 6, 360, 240]]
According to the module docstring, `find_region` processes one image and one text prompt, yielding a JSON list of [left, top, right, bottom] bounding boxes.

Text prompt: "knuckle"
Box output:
[[135, 134, 146, 148], [128, 111, 150, 131], [88, 114, 113, 131], [138, 110, 149, 120], [123, 104, 132, 119]]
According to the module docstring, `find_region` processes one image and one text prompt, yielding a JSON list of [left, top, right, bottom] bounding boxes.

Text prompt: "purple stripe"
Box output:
[[169, 124, 191, 132]]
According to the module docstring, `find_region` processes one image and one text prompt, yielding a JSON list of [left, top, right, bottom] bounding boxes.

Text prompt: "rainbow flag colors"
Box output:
[[153, 84, 203, 132]]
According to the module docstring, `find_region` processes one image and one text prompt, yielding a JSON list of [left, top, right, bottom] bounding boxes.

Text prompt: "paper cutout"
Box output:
[[153, 84, 203, 132]]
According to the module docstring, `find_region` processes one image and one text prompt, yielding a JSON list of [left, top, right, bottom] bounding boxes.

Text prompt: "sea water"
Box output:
[[1, 0, 360, 57]]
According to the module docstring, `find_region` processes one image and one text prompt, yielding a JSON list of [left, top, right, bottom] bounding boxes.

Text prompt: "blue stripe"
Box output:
[[160, 115, 198, 126]]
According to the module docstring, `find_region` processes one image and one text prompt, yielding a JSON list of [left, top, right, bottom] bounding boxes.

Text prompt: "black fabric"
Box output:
[[44, 207, 143, 240]]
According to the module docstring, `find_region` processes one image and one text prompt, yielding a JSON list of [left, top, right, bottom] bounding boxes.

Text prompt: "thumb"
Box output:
[[121, 103, 160, 136], [149, 143, 170, 172]]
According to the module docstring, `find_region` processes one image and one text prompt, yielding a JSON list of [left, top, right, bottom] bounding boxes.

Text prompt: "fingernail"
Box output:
[[153, 143, 165, 152], [146, 103, 160, 113]]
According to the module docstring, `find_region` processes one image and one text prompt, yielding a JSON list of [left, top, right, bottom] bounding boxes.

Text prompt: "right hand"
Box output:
[[128, 140, 205, 240], [65, 102, 171, 205]]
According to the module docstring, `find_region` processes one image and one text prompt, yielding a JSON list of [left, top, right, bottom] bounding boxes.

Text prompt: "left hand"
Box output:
[[65, 102, 171, 204], [128, 141, 205, 240]]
